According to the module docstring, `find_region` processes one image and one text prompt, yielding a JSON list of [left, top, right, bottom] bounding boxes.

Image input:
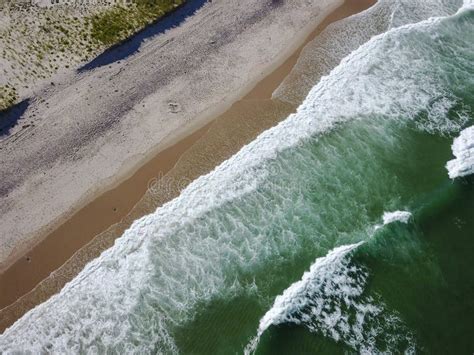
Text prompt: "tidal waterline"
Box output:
[[175, 118, 472, 354], [0, 0, 472, 353], [174, 3, 474, 352]]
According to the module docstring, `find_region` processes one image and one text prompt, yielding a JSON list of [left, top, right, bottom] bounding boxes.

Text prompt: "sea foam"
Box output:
[[274, 0, 464, 105], [245, 233, 416, 354], [446, 126, 474, 179], [383, 211, 412, 225]]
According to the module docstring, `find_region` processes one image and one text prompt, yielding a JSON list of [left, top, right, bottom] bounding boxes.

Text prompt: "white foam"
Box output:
[[383, 211, 412, 225], [462, 0, 474, 9], [245, 240, 416, 354], [257, 243, 363, 335], [274, 0, 463, 105], [245, 243, 362, 355], [446, 126, 474, 179]]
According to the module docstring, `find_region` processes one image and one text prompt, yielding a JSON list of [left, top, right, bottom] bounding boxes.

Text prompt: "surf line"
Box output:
[[244, 211, 412, 355]]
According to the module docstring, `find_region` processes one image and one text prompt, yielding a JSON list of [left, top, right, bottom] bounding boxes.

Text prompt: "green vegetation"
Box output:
[[0, 0, 185, 112], [90, 0, 184, 46], [0, 85, 18, 112]]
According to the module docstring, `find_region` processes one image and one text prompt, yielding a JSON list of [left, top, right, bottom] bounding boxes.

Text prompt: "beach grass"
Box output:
[[0, 0, 185, 112], [0, 85, 18, 112], [91, 0, 184, 45]]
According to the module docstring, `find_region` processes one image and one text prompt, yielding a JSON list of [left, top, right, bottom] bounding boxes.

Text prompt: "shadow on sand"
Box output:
[[79, 0, 208, 72], [0, 1, 207, 136], [0, 99, 30, 137]]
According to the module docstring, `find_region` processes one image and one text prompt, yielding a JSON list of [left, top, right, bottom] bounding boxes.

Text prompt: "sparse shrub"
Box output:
[[1, 0, 185, 108], [0, 85, 18, 112], [90, 0, 184, 46]]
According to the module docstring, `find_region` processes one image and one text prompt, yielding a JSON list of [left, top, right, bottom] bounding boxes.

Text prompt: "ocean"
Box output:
[[1, 0, 473, 353]]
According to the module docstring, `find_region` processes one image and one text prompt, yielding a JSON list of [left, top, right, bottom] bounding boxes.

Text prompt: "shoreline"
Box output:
[[0, 0, 376, 332], [0, 0, 344, 275]]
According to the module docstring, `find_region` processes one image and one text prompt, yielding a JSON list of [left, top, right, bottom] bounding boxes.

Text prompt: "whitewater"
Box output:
[[1, 0, 473, 353], [244, 211, 414, 355]]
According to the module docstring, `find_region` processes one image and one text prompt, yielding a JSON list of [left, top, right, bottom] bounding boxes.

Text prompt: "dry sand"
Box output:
[[0, 0, 376, 332]]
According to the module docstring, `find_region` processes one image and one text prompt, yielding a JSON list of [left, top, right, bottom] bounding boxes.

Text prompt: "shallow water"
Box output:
[[0, 0, 473, 353]]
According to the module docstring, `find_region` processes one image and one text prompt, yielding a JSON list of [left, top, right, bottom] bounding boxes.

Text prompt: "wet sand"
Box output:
[[0, 0, 376, 333]]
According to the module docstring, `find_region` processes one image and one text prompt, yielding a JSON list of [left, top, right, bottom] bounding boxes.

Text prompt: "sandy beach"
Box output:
[[0, 0, 375, 332]]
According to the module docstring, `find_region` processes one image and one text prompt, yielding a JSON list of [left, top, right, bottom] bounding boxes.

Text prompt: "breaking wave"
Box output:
[[446, 125, 474, 178], [382, 211, 412, 225], [244, 215, 416, 355]]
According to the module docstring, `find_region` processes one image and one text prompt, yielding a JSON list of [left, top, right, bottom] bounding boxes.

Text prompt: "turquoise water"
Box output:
[[0, 0, 473, 353]]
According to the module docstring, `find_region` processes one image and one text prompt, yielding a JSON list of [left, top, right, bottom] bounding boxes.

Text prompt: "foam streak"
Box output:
[[446, 126, 474, 179]]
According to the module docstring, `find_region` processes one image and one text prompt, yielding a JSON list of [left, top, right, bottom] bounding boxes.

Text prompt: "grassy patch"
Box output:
[[0, 0, 186, 113], [90, 0, 184, 46], [0, 85, 18, 112]]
